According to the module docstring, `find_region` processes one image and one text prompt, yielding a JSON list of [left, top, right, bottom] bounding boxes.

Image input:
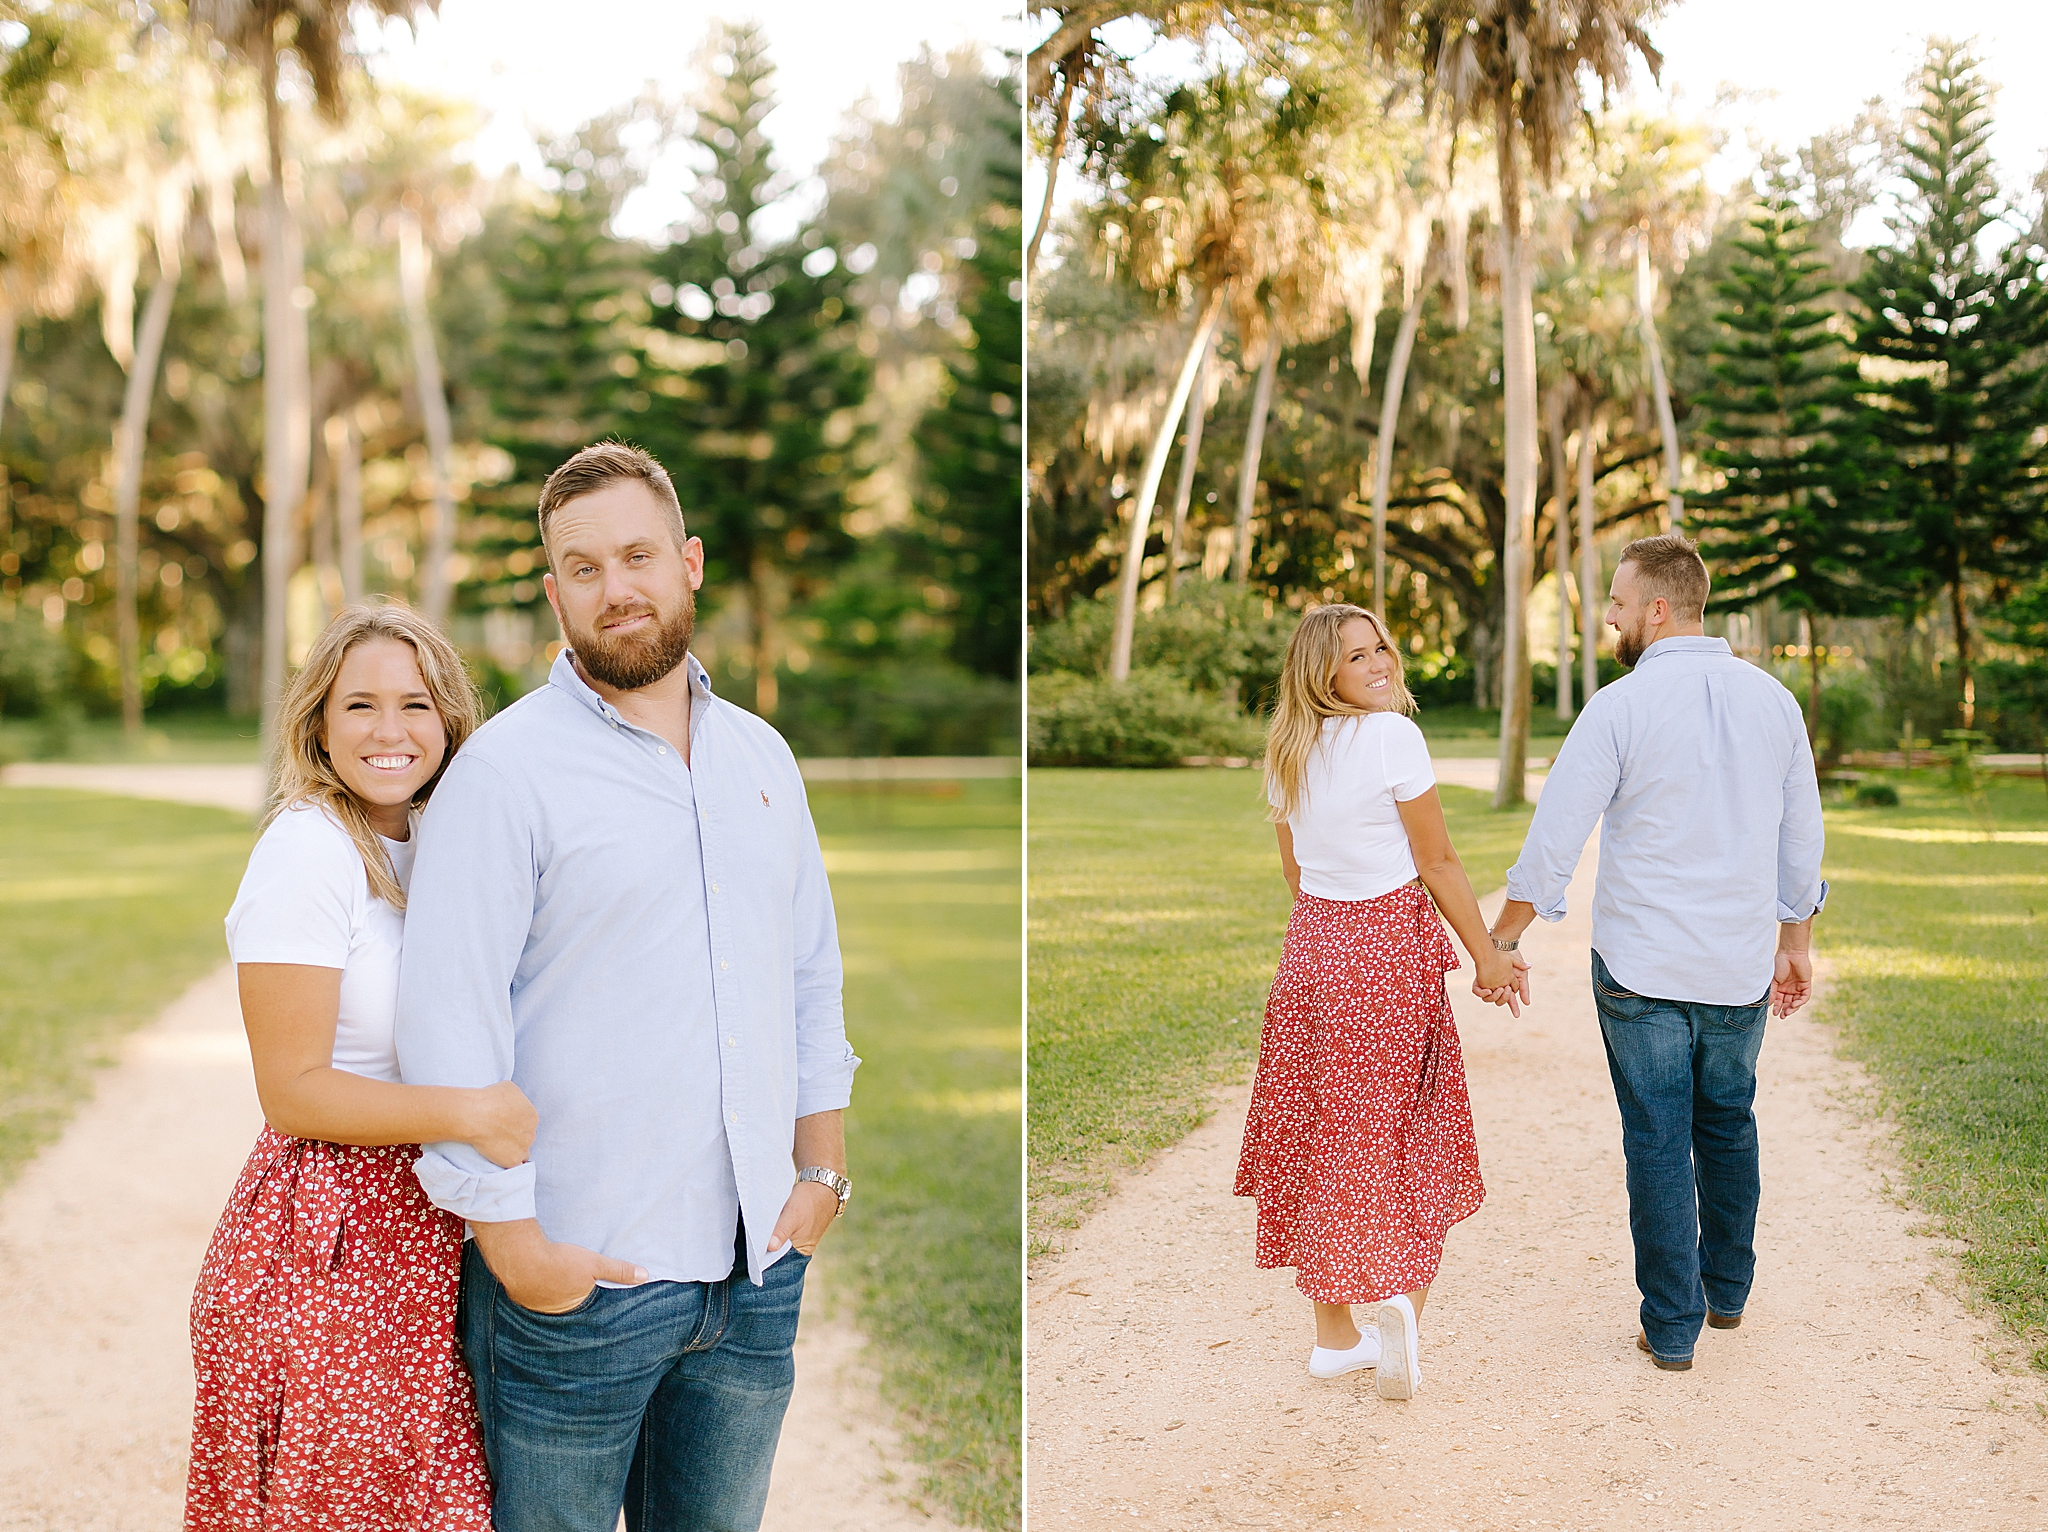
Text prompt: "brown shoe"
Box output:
[[1707, 1310, 1742, 1329], [1637, 1331, 1693, 1371]]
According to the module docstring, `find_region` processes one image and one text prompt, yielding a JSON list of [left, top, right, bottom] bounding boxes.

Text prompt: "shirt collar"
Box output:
[[547, 647, 714, 727], [1637, 634, 1732, 666]]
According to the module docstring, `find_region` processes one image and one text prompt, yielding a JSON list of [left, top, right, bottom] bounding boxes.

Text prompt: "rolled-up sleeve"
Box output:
[[1775, 724, 1828, 923], [1504, 704, 1621, 921], [395, 754, 541, 1223], [791, 791, 858, 1118]]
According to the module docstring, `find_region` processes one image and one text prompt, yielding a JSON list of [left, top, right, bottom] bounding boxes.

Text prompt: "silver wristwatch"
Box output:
[[797, 1165, 852, 1216], [1489, 936, 1519, 952]]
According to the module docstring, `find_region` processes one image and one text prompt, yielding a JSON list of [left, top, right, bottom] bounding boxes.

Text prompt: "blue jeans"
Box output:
[[458, 1230, 808, 1532], [1591, 950, 1768, 1364]]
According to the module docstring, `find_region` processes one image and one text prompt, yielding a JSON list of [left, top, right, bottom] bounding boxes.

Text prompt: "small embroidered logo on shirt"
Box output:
[[760, 790, 771, 806]]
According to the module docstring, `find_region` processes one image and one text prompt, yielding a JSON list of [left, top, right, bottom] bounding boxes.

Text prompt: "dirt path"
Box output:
[[0, 962, 957, 1531], [1026, 833, 2048, 1530]]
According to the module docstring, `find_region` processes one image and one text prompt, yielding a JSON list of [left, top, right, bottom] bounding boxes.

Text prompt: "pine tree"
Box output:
[[913, 75, 1023, 682], [638, 21, 870, 719], [1850, 38, 2048, 729], [1690, 177, 1902, 728], [467, 110, 651, 622]]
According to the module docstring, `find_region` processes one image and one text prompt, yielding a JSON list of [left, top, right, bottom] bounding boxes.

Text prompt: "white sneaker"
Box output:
[[1307, 1330, 1381, 1380], [1375, 1295, 1421, 1399]]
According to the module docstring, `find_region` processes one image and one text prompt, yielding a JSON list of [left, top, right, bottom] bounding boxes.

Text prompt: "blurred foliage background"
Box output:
[[0, 0, 1021, 762]]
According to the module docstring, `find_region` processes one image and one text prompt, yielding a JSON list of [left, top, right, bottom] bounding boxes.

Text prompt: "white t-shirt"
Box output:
[[224, 802, 416, 1083], [1278, 712, 1437, 901]]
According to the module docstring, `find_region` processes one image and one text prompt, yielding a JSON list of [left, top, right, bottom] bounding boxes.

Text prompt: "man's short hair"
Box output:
[[536, 441, 687, 561], [1618, 532, 1710, 622]]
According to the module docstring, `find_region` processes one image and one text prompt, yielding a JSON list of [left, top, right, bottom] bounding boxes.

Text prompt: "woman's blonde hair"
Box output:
[[269, 603, 481, 909], [1263, 603, 1416, 823]]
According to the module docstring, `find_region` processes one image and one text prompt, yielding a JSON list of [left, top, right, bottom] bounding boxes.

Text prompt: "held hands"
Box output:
[[1471, 950, 1533, 1017], [766, 1178, 839, 1258], [1770, 948, 1814, 1018], [466, 1080, 539, 1170]]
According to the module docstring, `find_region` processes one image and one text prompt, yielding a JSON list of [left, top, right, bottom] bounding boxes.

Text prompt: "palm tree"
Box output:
[[1358, 0, 1663, 806], [188, 0, 436, 772], [1099, 62, 1365, 679]]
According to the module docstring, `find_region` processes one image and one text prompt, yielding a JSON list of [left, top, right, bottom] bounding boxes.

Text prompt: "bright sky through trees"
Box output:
[[359, 0, 1014, 241], [1026, 0, 2048, 252]]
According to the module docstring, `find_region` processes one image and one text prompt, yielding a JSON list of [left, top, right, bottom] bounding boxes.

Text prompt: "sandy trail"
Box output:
[[0, 962, 955, 1531], [1027, 831, 2048, 1530]]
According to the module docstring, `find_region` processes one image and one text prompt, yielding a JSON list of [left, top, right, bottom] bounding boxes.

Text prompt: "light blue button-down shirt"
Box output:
[[394, 650, 858, 1285], [1504, 635, 1828, 1006]]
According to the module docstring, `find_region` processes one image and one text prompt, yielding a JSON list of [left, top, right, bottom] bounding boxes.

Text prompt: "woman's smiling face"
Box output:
[[319, 637, 448, 838], [1330, 617, 1397, 711]]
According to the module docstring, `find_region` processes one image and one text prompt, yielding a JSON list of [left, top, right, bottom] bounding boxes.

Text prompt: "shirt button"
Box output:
[[658, 746, 668, 755], [728, 1111, 739, 1125], [711, 883, 720, 893], [720, 960, 729, 970], [727, 1036, 737, 1047]]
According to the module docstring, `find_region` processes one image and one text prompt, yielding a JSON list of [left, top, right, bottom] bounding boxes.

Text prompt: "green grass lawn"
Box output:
[[810, 780, 1021, 1529], [1416, 703, 1577, 758], [0, 711, 262, 765], [1819, 774, 2048, 1369], [0, 777, 1022, 1529], [1026, 768, 1533, 1253], [0, 788, 256, 1183]]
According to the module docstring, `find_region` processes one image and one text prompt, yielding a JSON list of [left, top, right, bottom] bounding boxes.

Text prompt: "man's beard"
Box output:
[[568, 588, 696, 691], [1613, 612, 1650, 669]]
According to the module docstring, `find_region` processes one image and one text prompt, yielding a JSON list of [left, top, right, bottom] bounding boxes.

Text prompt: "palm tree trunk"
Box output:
[[1577, 398, 1599, 706], [750, 552, 776, 717], [1, 302, 17, 546], [113, 265, 180, 736], [1548, 389, 1572, 720], [0, 302, 15, 447], [1230, 323, 1281, 586], [1165, 340, 1211, 597], [1108, 287, 1226, 681], [257, 35, 311, 778], [1950, 575, 1974, 731], [1493, 115, 1538, 810], [1026, 51, 1080, 280], [400, 210, 457, 626], [329, 413, 365, 605], [1371, 286, 1426, 619], [1636, 239, 1682, 529]]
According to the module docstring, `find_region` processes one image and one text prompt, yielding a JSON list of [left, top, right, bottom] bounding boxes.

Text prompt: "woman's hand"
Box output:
[[466, 1080, 538, 1169], [1470, 949, 1528, 1017]]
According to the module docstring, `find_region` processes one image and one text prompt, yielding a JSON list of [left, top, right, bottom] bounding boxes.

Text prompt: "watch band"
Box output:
[[797, 1165, 852, 1216], [1489, 936, 1519, 952]]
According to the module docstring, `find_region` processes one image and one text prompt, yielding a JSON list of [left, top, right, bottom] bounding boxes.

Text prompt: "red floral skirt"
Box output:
[[185, 1128, 494, 1531], [1234, 883, 1485, 1304]]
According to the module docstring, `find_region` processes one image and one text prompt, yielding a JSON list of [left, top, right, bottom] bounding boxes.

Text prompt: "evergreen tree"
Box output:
[[639, 21, 870, 719], [913, 74, 1023, 682], [468, 109, 652, 620], [1850, 38, 2048, 729], [1690, 178, 1902, 728]]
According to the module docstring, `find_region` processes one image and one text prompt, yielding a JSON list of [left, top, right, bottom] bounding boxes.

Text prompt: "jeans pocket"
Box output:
[[1705, 1000, 1768, 1034], [503, 1283, 603, 1321]]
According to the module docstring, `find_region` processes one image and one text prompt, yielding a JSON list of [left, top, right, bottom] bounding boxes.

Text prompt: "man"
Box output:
[[394, 441, 859, 1531], [1487, 533, 1825, 1372]]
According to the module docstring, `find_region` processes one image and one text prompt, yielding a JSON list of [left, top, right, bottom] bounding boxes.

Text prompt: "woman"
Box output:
[[1234, 603, 1528, 1401], [186, 604, 529, 1530]]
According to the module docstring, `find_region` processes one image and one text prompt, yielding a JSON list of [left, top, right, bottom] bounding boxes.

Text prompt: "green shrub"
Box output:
[[1854, 780, 1900, 807], [1028, 667, 1265, 768], [1030, 587, 1292, 706], [0, 614, 74, 718]]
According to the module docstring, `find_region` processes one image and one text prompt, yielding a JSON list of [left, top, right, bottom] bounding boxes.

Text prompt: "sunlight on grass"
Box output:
[[1821, 776, 2048, 1370], [810, 780, 1020, 1529], [0, 789, 254, 1185]]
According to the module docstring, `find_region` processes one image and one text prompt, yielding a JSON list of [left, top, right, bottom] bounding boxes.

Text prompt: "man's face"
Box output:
[[542, 480, 705, 692], [1605, 560, 1664, 670]]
